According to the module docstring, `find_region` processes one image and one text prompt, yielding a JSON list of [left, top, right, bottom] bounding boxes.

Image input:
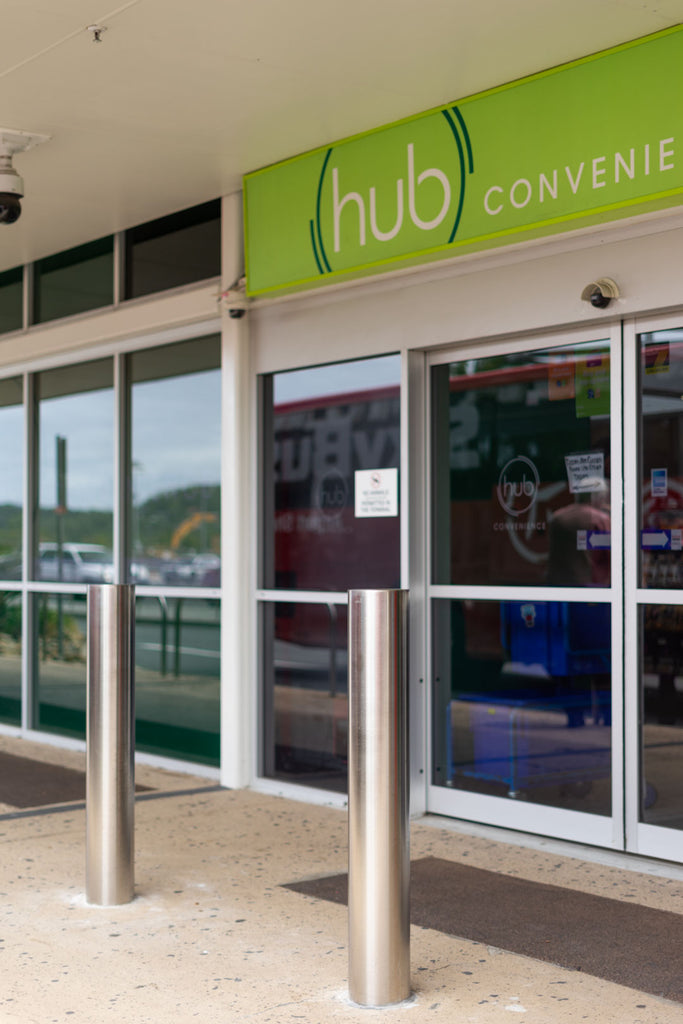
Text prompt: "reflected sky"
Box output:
[[132, 370, 221, 503], [35, 370, 221, 511], [6, 354, 390, 510], [0, 404, 23, 506], [274, 354, 400, 404], [40, 389, 113, 512]]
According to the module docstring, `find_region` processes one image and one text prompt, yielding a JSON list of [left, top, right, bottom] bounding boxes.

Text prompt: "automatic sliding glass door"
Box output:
[[427, 328, 623, 847]]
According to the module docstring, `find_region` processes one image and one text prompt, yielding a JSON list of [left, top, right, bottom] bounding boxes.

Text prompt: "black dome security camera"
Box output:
[[0, 193, 21, 224], [581, 277, 620, 309], [589, 287, 611, 309]]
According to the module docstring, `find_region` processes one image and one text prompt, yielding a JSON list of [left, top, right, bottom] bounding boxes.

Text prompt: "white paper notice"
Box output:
[[354, 468, 398, 518], [564, 452, 605, 494]]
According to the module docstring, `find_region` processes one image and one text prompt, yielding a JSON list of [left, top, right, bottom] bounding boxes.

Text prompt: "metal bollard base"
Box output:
[[347, 993, 416, 1011]]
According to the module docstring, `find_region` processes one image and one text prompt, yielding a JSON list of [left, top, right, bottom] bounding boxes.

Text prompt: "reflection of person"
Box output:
[[547, 478, 611, 729], [547, 478, 610, 587]]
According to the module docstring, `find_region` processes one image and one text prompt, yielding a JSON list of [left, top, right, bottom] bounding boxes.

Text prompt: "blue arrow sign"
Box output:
[[587, 531, 611, 549], [641, 529, 682, 550]]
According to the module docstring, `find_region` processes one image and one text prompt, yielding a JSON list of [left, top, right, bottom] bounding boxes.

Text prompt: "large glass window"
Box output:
[[432, 343, 611, 588], [129, 335, 221, 587], [0, 377, 23, 580], [264, 355, 401, 592], [36, 360, 114, 581], [260, 353, 401, 793], [124, 200, 221, 300], [33, 238, 114, 324], [31, 337, 222, 763]]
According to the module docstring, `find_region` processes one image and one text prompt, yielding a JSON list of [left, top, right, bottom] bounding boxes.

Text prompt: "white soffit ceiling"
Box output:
[[0, 0, 682, 271]]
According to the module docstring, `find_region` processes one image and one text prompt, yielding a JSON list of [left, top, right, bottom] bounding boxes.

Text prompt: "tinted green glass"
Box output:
[[34, 592, 220, 762], [34, 237, 113, 324], [0, 267, 23, 334], [0, 377, 23, 581], [0, 591, 21, 725], [36, 592, 87, 739], [135, 596, 219, 765]]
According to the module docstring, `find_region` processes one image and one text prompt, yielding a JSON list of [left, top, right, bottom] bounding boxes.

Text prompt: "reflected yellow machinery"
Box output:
[[170, 512, 217, 551]]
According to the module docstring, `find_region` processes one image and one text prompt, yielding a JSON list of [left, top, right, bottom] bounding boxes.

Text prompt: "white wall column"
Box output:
[[220, 192, 252, 789]]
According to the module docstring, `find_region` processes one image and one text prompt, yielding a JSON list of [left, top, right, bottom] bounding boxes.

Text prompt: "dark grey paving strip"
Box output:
[[0, 784, 225, 822], [135, 784, 225, 803], [284, 856, 683, 1004]]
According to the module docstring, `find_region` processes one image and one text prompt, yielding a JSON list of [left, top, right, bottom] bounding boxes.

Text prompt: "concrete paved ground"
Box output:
[[0, 735, 682, 1023]]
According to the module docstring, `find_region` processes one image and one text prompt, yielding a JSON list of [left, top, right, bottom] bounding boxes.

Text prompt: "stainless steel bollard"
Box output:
[[86, 584, 135, 906], [348, 589, 410, 1007]]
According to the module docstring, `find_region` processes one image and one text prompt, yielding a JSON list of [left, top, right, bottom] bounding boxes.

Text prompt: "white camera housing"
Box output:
[[0, 164, 23, 197], [0, 128, 50, 224]]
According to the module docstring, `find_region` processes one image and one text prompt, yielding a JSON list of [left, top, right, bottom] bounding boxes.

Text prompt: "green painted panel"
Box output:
[[245, 26, 683, 295]]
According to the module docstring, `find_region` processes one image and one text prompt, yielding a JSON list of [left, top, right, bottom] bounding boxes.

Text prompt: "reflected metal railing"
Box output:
[[155, 595, 184, 678]]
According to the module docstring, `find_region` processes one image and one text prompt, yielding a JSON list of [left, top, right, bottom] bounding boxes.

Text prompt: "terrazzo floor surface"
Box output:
[[0, 735, 682, 1023]]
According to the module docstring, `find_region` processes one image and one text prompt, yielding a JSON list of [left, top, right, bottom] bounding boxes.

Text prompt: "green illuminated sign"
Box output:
[[244, 26, 683, 295]]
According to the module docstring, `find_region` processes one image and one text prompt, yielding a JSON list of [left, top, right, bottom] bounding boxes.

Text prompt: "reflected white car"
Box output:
[[38, 543, 151, 585], [38, 543, 115, 584]]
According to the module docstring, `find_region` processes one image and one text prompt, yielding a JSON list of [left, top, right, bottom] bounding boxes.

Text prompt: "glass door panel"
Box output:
[[429, 333, 620, 844], [433, 597, 612, 814], [639, 330, 683, 591], [641, 605, 683, 830], [432, 343, 612, 588], [633, 329, 683, 850]]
